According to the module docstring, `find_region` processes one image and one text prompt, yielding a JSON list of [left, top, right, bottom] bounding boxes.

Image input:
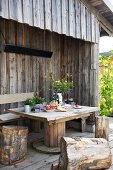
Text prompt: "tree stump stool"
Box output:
[[59, 137, 112, 170], [95, 116, 109, 140], [0, 126, 28, 165]]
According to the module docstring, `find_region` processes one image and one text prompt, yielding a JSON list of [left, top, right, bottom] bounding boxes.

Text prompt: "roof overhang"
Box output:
[[81, 0, 113, 36]]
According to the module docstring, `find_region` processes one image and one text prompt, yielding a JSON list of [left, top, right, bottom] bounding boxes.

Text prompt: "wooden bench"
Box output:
[[0, 92, 35, 124]]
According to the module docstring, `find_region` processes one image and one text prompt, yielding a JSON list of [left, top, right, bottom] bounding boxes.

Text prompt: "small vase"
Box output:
[[24, 105, 31, 113], [57, 93, 63, 104]]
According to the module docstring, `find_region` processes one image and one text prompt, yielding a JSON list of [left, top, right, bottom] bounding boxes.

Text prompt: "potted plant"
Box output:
[[31, 93, 45, 112], [24, 98, 36, 112], [33, 104, 44, 113], [50, 73, 73, 104]]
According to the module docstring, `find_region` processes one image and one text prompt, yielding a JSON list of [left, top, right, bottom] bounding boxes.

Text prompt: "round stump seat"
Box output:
[[0, 125, 28, 165]]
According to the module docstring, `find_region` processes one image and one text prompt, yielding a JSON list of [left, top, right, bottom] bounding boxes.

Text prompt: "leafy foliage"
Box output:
[[99, 55, 113, 116], [50, 73, 73, 95], [34, 97, 45, 104], [33, 92, 45, 104], [24, 98, 36, 106]]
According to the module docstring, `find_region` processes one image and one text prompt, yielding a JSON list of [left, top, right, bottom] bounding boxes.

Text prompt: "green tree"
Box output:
[[99, 55, 113, 116]]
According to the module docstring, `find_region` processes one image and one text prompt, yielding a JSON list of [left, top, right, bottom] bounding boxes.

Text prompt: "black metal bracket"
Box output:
[[4, 44, 53, 58]]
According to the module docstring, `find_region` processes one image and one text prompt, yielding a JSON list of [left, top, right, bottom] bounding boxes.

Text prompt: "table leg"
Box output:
[[44, 122, 65, 147], [81, 118, 87, 132], [33, 120, 41, 133], [17, 117, 24, 126]]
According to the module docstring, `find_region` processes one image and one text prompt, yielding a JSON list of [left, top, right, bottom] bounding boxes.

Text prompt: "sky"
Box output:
[[99, 0, 113, 53], [99, 37, 113, 53], [109, 0, 113, 5]]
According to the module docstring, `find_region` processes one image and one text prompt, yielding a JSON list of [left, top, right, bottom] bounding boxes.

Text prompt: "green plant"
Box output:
[[99, 55, 113, 116], [24, 98, 36, 106], [35, 97, 45, 104], [50, 73, 73, 95], [33, 93, 45, 104]]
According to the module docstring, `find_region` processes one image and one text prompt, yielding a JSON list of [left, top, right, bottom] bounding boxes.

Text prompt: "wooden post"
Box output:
[[44, 122, 65, 147], [0, 126, 28, 165], [95, 116, 109, 140]]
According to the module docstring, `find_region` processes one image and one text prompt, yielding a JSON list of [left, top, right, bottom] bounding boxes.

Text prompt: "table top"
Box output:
[[8, 105, 99, 124]]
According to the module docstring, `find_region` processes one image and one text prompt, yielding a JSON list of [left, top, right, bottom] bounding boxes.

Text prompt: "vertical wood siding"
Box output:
[[0, 19, 99, 111], [0, 0, 100, 43]]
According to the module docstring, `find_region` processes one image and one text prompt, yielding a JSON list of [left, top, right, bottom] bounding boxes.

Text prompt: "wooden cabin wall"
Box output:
[[0, 0, 100, 43], [0, 18, 99, 112]]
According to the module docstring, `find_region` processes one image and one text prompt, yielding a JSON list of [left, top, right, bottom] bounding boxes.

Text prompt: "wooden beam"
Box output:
[[102, 0, 113, 13], [80, 0, 113, 36]]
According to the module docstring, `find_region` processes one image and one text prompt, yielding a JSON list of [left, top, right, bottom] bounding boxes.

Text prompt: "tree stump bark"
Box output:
[[0, 125, 28, 165], [59, 137, 112, 170], [95, 116, 109, 140]]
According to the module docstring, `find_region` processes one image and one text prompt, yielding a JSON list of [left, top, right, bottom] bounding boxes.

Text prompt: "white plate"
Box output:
[[73, 106, 82, 109], [46, 110, 54, 112]]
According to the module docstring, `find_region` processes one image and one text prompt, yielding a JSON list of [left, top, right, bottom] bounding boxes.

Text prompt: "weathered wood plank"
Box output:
[[86, 9, 91, 42], [44, 0, 51, 30], [90, 43, 99, 107], [91, 13, 96, 42], [32, 56, 37, 92], [23, 0, 33, 25], [78, 41, 83, 104], [21, 24, 26, 93], [9, 0, 17, 20], [75, 0, 81, 38], [8, 0, 23, 23], [0, 21, 2, 95], [82, 42, 90, 105], [69, 0, 75, 37], [0, 20, 6, 95], [80, 3, 86, 40], [51, 0, 57, 32], [62, 0, 69, 35], [33, 0, 44, 29], [0, 20, 7, 113], [0, 0, 9, 19], [9, 21, 16, 97], [56, 0, 61, 34], [17, 23, 23, 96], [24, 25, 30, 92], [95, 19, 100, 43], [15, 0, 23, 23]]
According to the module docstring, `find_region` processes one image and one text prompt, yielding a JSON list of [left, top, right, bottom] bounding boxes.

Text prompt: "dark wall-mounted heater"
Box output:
[[4, 44, 53, 58]]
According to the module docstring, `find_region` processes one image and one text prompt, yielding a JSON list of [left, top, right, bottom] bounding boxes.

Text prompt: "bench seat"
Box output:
[[0, 92, 36, 124], [0, 113, 20, 123]]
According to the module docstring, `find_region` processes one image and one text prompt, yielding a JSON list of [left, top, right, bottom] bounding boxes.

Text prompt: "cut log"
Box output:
[[0, 125, 28, 165], [95, 116, 109, 140], [59, 137, 112, 170]]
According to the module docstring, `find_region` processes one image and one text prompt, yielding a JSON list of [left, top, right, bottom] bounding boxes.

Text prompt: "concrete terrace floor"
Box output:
[[0, 118, 113, 170]]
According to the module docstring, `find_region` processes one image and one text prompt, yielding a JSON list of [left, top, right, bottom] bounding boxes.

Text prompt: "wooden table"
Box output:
[[8, 106, 99, 147]]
